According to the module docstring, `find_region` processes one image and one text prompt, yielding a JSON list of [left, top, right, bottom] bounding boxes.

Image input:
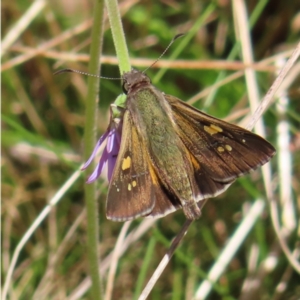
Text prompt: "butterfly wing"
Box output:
[[106, 110, 155, 221], [145, 166, 182, 218], [165, 94, 275, 199]]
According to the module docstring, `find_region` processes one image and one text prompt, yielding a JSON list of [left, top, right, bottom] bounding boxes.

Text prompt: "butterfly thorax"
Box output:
[[123, 69, 152, 95]]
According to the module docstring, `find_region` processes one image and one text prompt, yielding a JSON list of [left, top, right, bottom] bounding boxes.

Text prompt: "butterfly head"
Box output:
[[122, 69, 151, 94]]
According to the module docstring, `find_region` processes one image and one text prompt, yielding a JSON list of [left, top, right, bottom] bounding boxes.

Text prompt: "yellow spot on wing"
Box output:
[[148, 160, 160, 186], [122, 156, 131, 170], [190, 153, 201, 170], [225, 145, 232, 151], [132, 180, 137, 187], [128, 183, 132, 191], [217, 146, 225, 152], [204, 124, 223, 135], [210, 124, 223, 132]]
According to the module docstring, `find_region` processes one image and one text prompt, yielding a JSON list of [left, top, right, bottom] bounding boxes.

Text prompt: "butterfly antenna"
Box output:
[[55, 34, 184, 78], [142, 33, 184, 74], [53, 68, 121, 80]]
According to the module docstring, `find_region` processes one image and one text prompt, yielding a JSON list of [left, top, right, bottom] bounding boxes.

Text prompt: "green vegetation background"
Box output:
[[2, 0, 299, 299]]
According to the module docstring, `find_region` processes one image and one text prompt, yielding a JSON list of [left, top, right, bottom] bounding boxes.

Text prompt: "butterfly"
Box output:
[[105, 69, 276, 221]]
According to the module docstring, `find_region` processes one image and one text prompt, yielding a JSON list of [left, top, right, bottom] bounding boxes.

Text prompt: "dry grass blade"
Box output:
[[105, 221, 132, 300], [1, 0, 47, 56], [68, 219, 156, 300], [1, 169, 82, 300], [138, 219, 194, 300], [194, 199, 265, 299]]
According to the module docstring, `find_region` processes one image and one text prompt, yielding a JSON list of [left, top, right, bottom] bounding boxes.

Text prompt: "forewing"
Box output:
[[165, 95, 276, 183], [107, 111, 155, 221]]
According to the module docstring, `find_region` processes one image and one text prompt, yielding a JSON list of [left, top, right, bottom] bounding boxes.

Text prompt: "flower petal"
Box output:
[[115, 125, 122, 146], [108, 129, 122, 177], [86, 148, 109, 183], [107, 154, 117, 181], [106, 128, 116, 153], [81, 129, 109, 170]]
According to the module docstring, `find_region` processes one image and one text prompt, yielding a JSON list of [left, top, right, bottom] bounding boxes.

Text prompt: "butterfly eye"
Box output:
[[122, 82, 129, 94]]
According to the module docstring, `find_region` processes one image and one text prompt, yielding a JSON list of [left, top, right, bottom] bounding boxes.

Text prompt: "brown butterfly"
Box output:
[[106, 69, 276, 221]]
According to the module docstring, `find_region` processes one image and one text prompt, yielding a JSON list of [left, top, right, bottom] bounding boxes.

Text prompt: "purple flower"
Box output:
[[82, 116, 123, 183]]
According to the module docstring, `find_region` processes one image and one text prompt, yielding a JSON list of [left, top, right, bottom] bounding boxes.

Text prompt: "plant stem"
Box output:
[[105, 0, 131, 74], [84, 0, 105, 299]]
